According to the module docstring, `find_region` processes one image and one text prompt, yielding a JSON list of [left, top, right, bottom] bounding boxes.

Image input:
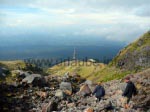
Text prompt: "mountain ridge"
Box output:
[[110, 31, 150, 71], [47, 31, 150, 82]]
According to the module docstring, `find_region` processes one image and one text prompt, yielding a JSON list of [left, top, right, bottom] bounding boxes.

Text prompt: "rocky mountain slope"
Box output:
[[111, 31, 150, 71], [0, 31, 150, 112], [0, 68, 149, 112], [0, 60, 45, 83]]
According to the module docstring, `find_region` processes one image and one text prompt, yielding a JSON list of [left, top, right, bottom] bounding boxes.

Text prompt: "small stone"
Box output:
[[67, 103, 75, 108], [84, 107, 94, 112], [15, 107, 22, 112], [36, 91, 47, 98], [42, 101, 56, 112], [55, 89, 65, 99], [64, 90, 72, 95]]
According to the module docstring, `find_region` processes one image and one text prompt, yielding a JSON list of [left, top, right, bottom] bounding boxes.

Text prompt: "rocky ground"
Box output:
[[0, 69, 150, 112]]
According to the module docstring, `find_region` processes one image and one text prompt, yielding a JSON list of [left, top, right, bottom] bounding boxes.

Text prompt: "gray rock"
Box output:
[[22, 74, 41, 84], [0, 67, 9, 77], [42, 101, 57, 112], [60, 82, 72, 92], [78, 84, 92, 96], [55, 89, 65, 99], [84, 80, 93, 85]]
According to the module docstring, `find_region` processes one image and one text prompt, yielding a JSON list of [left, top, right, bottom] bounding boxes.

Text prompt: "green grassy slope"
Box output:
[[110, 31, 150, 70], [48, 31, 150, 82], [47, 61, 133, 82], [0, 60, 26, 83], [47, 61, 105, 78], [0, 60, 26, 70]]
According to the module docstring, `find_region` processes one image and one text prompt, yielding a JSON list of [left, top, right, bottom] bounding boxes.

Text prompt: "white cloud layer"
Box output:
[[0, 0, 150, 43]]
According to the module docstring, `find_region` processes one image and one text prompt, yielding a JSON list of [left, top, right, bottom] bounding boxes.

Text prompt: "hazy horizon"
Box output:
[[0, 0, 150, 60]]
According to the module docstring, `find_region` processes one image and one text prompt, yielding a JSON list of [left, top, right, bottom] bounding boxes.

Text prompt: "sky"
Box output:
[[0, 0, 150, 46]]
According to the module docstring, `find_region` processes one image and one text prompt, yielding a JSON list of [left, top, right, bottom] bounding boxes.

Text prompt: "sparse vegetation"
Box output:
[[110, 31, 150, 70], [48, 31, 150, 82], [0, 60, 47, 83], [0, 60, 26, 70], [46, 61, 105, 77], [0, 31, 150, 83], [47, 61, 133, 82]]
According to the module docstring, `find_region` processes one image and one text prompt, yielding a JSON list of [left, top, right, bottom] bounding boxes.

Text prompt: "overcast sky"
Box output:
[[0, 0, 150, 45]]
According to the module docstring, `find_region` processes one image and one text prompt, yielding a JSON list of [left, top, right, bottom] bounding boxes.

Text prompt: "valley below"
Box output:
[[0, 31, 150, 112]]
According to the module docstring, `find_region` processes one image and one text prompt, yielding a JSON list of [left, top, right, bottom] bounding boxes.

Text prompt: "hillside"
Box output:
[[47, 61, 133, 82], [0, 60, 26, 70], [0, 60, 26, 82], [48, 31, 150, 82], [0, 60, 45, 83], [0, 32, 150, 111], [1, 68, 149, 112], [111, 31, 150, 71], [1, 31, 150, 83], [47, 61, 105, 80]]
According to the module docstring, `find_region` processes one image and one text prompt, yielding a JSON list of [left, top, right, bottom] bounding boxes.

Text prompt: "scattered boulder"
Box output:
[[17, 71, 31, 81], [55, 89, 65, 99], [84, 80, 95, 91], [22, 74, 46, 87], [62, 72, 69, 81], [0, 68, 149, 112], [78, 84, 92, 96], [60, 82, 72, 94], [0, 67, 9, 77], [22, 74, 41, 84]]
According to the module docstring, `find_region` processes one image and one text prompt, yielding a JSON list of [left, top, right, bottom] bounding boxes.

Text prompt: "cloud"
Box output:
[[0, 0, 150, 44], [40, 8, 76, 14], [132, 5, 150, 17]]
